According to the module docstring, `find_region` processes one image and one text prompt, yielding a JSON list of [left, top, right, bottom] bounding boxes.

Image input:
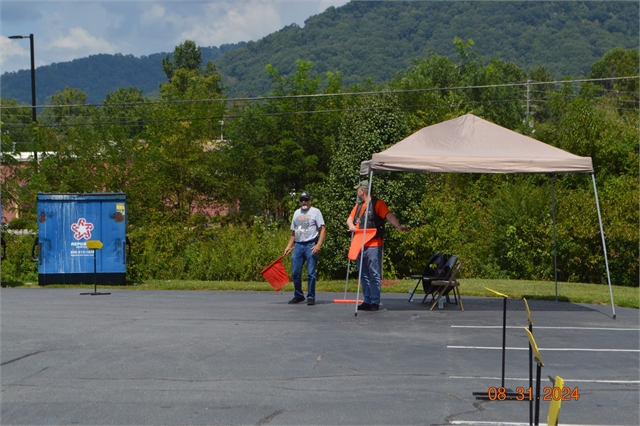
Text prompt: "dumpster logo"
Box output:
[[71, 218, 94, 240]]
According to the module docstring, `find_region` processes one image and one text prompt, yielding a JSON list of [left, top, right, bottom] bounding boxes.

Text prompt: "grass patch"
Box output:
[[8, 278, 638, 309]]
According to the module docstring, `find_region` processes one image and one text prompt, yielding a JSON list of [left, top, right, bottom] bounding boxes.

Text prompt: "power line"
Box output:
[[1, 77, 636, 130], [3, 94, 637, 130], [0, 76, 637, 111]]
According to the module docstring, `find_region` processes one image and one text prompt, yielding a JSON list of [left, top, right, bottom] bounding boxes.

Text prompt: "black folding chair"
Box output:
[[430, 258, 465, 311], [422, 255, 458, 304], [408, 252, 447, 302]]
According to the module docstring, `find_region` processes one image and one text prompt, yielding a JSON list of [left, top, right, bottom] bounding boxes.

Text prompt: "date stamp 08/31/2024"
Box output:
[[487, 386, 580, 401]]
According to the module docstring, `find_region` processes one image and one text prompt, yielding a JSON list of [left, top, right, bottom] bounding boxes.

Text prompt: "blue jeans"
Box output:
[[357, 245, 383, 305], [291, 241, 318, 300]]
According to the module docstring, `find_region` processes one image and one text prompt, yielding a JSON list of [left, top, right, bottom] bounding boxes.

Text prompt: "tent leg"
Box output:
[[343, 259, 351, 299], [550, 176, 558, 302], [591, 173, 616, 319]]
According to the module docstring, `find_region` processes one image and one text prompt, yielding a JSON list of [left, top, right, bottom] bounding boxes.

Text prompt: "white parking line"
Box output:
[[447, 346, 639, 352], [449, 375, 640, 384], [451, 325, 639, 331], [450, 422, 611, 426]]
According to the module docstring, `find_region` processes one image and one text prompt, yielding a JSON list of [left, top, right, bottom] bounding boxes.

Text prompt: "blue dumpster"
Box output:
[[36, 193, 127, 285]]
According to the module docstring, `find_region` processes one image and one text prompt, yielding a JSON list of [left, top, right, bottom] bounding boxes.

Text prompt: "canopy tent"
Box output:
[[356, 114, 615, 317], [360, 113, 594, 174]]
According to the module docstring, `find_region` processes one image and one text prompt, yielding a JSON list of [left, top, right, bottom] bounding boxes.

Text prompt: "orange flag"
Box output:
[[348, 229, 377, 260], [261, 255, 290, 291]]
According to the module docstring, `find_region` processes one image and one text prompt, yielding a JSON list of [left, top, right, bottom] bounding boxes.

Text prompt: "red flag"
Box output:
[[348, 228, 377, 260], [261, 255, 290, 291]]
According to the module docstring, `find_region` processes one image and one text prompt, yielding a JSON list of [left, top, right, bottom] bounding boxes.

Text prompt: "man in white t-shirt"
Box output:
[[284, 192, 326, 305]]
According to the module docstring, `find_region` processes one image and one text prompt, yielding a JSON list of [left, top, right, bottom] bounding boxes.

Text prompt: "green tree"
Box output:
[[225, 60, 343, 222], [162, 40, 203, 80], [101, 87, 148, 137], [586, 47, 639, 106], [389, 53, 465, 129], [315, 92, 419, 278], [0, 98, 34, 153], [41, 86, 89, 126], [131, 47, 227, 224], [452, 37, 528, 131]]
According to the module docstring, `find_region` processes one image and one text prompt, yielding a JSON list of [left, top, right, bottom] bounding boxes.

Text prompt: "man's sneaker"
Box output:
[[358, 302, 371, 311], [288, 297, 305, 304], [307, 299, 315, 306], [370, 304, 380, 311]]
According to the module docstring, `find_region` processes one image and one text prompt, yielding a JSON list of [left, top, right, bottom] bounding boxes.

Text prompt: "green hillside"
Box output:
[[0, 45, 243, 105], [217, 1, 639, 96]]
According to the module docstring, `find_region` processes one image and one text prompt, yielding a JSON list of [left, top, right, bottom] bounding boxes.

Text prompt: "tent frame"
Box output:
[[356, 114, 616, 319], [355, 169, 615, 319]]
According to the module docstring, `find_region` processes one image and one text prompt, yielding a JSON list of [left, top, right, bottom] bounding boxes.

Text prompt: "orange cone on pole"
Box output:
[[261, 255, 290, 291], [348, 228, 377, 260], [333, 229, 375, 303]]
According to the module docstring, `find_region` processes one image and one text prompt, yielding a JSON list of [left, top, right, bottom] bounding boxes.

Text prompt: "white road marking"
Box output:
[[449, 375, 640, 384], [451, 325, 639, 331], [447, 346, 639, 352], [450, 422, 611, 426]]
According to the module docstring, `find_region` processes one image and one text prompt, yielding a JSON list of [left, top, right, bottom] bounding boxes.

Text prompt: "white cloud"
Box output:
[[0, 0, 350, 74], [52, 27, 118, 53], [180, 2, 284, 47], [140, 4, 167, 25], [0, 37, 30, 74]]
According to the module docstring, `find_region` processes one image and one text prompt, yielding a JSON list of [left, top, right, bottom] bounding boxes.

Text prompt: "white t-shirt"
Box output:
[[290, 206, 325, 243]]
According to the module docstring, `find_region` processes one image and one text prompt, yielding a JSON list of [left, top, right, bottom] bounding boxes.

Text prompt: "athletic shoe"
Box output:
[[358, 302, 371, 311], [370, 304, 379, 311], [288, 297, 305, 304], [307, 299, 315, 306]]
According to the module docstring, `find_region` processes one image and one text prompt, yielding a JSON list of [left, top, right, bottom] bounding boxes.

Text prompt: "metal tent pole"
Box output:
[[550, 175, 558, 302], [590, 173, 616, 319], [343, 241, 353, 300]]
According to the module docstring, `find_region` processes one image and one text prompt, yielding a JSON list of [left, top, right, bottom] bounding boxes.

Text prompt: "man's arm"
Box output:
[[347, 216, 358, 233], [284, 231, 295, 255], [385, 212, 410, 232]]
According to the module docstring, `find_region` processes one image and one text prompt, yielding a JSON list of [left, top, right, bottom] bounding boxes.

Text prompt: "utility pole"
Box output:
[[8, 34, 38, 167]]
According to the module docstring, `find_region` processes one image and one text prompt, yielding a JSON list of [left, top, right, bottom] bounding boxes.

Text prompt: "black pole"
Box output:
[[8, 34, 37, 165], [81, 246, 110, 295], [93, 249, 97, 293], [29, 35, 36, 123], [551, 175, 557, 301], [501, 296, 507, 388], [534, 363, 542, 425], [529, 323, 533, 425], [29, 34, 38, 167]]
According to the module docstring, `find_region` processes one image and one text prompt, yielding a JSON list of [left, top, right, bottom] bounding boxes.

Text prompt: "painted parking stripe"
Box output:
[[450, 422, 611, 426], [451, 325, 639, 331], [449, 375, 640, 384], [447, 346, 639, 352]]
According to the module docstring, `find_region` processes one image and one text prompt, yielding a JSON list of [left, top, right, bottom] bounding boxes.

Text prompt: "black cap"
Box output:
[[299, 192, 311, 201]]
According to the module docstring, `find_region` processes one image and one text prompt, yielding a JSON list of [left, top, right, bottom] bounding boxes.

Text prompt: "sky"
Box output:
[[0, 0, 350, 74]]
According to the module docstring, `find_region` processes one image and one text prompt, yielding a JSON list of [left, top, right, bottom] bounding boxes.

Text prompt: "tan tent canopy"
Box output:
[[360, 114, 594, 175]]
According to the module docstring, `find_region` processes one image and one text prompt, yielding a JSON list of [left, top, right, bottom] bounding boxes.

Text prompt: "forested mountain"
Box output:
[[0, 44, 243, 105], [217, 1, 639, 96], [1, 1, 637, 103]]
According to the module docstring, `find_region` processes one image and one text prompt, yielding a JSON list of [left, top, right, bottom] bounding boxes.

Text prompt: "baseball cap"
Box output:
[[354, 180, 369, 190], [299, 192, 311, 201]]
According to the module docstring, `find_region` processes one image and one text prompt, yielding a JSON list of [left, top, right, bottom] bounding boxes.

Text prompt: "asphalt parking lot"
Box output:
[[1, 288, 638, 425]]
